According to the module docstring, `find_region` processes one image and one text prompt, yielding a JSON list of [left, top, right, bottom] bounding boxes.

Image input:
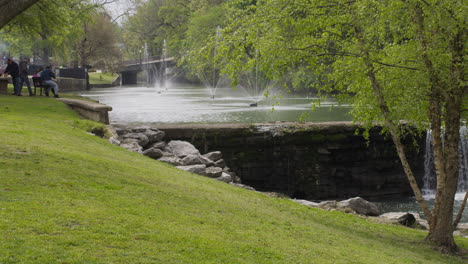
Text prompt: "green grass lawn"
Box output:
[[0, 94, 466, 263], [88, 72, 118, 85]]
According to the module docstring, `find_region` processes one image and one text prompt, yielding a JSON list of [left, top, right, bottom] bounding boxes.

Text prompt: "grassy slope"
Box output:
[[89, 72, 118, 85], [0, 95, 466, 264]]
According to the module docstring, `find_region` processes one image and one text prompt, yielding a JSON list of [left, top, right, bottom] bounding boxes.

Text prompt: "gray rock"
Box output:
[[107, 126, 121, 145], [114, 126, 130, 136], [205, 167, 223, 178], [380, 212, 427, 229], [167, 140, 200, 158], [109, 138, 121, 146], [120, 140, 143, 154], [161, 151, 175, 157], [318, 200, 338, 210], [203, 151, 222, 162], [181, 155, 205, 166], [152, 141, 167, 150], [380, 212, 415, 226], [215, 172, 232, 183], [233, 175, 242, 184], [176, 164, 206, 176], [199, 155, 214, 167], [131, 125, 151, 133], [292, 199, 320, 208], [143, 148, 164, 159], [122, 133, 149, 147], [338, 197, 380, 216], [229, 183, 256, 191], [158, 156, 183, 166], [223, 167, 230, 172], [213, 159, 226, 168], [457, 223, 468, 232], [146, 129, 165, 143]]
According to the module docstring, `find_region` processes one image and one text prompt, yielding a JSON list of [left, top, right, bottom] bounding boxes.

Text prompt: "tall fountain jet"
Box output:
[[143, 42, 150, 86], [160, 39, 168, 90]]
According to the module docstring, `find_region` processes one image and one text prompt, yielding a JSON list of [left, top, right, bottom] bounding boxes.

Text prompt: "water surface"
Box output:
[[80, 84, 352, 124]]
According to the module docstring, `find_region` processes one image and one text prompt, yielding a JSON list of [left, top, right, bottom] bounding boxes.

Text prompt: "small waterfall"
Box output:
[[422, 129, 436, 195], [458, 126, 468, 190], [423, 126, 468, 197]]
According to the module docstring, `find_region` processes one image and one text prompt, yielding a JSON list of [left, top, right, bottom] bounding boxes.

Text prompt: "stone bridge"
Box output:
[[119, 56, 176, 85]]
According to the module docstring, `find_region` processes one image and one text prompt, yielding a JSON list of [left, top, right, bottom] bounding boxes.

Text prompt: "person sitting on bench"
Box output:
[[40, 65, 60, 98]]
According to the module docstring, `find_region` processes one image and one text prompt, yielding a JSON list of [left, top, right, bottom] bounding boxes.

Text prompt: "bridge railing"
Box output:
[[123, 55, 165, 66]]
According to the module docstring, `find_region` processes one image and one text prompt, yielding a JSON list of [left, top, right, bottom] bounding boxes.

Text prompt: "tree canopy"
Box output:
[[0, 0, 40, 29]]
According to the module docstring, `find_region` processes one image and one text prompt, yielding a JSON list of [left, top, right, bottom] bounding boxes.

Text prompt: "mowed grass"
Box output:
[[0, 95, 466, 264], [89, 72, 118, 85]]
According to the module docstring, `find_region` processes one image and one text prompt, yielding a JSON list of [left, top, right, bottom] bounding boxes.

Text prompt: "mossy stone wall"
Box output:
[[159, 122, 424, 200]]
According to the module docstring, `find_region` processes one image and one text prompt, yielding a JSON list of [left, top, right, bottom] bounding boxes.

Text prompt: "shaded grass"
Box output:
[[0, 94, 466, 263]]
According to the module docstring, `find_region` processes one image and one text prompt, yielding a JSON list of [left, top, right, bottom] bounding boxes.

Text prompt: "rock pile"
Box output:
[[109, 125, 241, 184], [292, 197, 381, 216]]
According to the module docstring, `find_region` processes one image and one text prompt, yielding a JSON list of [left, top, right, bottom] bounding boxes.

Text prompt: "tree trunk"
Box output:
[[426, 95, 461, 253], [0, 0, 40, 29], [412, 3, 465, 252], [352, 22, 433, 222]]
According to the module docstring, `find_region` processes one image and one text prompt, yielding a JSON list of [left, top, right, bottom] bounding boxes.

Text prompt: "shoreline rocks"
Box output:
[[109, 125, 240, 185]]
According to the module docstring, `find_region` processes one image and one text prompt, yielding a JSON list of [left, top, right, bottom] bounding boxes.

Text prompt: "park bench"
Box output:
[[32, 76, 49, 96]]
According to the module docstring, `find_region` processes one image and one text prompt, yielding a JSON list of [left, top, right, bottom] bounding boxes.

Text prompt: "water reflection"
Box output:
[[80, 84, 352, 124]]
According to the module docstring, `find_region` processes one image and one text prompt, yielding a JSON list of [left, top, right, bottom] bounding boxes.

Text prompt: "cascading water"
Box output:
[[423, 126, 468, 197]]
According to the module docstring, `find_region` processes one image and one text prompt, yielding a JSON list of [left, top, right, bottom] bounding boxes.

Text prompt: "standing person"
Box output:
[[40, 65, 59, 98], [3, 58, 20, 96], [18, 58, 33, 96]]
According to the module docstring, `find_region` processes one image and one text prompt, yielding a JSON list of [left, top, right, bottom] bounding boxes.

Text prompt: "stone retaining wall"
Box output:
[[156, 122, 425, 200], [57, 77, 87, 91]]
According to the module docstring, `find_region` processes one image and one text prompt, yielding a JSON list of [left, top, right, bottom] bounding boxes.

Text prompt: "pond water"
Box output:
[[79, 84, 352, 124]]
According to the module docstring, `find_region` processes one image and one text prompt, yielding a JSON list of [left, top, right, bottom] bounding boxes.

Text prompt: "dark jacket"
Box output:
[[4, 61, 19, 78], [19, 61, 29, 76], [41, 69, 56, 81]]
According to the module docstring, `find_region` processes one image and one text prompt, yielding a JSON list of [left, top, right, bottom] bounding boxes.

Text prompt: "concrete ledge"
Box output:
[[58, 98, 112, 124]]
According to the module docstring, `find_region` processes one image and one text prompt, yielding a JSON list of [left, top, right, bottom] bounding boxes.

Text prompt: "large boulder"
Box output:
[[167, 140, 200, 158], [158, 156, 183, 166], [213, 159, 226, 168], [338, 197, 381, 216], [145, 129, 165, 143], [199, 155, 215, 167], [379, 212, 416, 227], [176, 164, 207, 176], [215, 172, 232, 183], [152, 141, 167, 150], [114, 126, 131, 136], [120, 140, 143, 154], [143, 148, 164, 159], [122, 133, 149, 147], [203, 151, 222, 162], [181, 155, 205, 166], [205, 167, 223, 178]]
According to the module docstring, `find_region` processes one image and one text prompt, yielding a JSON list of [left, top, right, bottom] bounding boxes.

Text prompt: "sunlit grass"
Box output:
[[0, 94, 466, 263]]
